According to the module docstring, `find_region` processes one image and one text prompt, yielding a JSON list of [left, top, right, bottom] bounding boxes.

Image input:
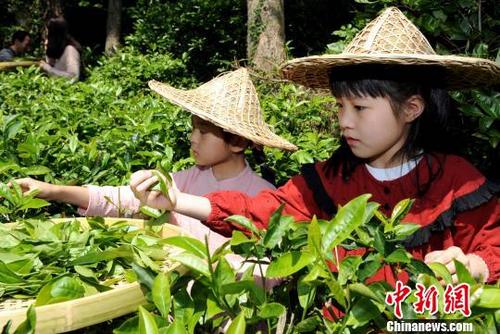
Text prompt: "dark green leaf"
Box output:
[[346, 297, 382, 327], [385, 249, 412, 264], [338, 256, 363, 285], [297, 277, 316, 311], [262, 204, 292, 249], [132, 263, 155, 290], [391, 223, 420, 240]]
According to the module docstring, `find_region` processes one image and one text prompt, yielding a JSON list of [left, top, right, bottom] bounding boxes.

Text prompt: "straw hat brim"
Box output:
[[148, 80, 298, 151], [281, 53, 500, 90]]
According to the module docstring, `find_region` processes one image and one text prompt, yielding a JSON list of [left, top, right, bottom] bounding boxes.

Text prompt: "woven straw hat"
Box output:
[[281, 7, 500, 90], [149, 68, 297, 151]]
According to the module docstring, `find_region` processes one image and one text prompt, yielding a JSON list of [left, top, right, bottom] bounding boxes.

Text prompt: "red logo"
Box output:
[[413, 283, 439, 315], [385, 281, 412, 319], [386, 282, 471, 318], [444, 283, 471, 317]]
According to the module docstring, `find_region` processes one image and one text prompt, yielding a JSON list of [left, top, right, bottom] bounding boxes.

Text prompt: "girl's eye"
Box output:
[[354, 105, 366, 111]]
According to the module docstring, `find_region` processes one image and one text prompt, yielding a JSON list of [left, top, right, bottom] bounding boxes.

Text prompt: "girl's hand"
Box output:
[[424, 246, 489, 283], [39, 60, 51, 71], [130, 170, 178, 210], [8, 178, 57, 200]]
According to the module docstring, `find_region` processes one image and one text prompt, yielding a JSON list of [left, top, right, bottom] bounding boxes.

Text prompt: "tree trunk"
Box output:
[[105, 0, 122, 55], [42, 0, 63, 45], [44, 0, 63, 20], [247, 0, 285, 73]]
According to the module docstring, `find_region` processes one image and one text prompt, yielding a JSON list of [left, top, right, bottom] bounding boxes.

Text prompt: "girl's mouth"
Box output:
[[345, 137, 360, 145]]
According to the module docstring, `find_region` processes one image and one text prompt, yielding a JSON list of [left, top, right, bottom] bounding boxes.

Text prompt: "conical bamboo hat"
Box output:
[[281, 7, 500, 90], [149, 68, 297, 151]]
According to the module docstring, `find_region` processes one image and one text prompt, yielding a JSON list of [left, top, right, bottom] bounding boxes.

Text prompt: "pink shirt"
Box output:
[[78, 164, 275, 267]]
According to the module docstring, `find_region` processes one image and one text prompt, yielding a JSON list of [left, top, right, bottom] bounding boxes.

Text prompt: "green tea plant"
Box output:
[[0, 217, 171, 300], [115, 195, 500, 333], [0, 182, 49, 223]]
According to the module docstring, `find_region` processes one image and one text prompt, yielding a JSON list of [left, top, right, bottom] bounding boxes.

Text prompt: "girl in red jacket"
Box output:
[[130, 7, 499, 284]]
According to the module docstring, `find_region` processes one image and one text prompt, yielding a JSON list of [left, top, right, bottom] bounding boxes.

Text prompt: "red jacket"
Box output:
[[204, 154, 499, 283]]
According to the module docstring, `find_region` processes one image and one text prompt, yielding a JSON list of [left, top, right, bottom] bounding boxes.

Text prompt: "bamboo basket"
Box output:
[[0, 217, 187, 333], [0, 61, 38, 71]]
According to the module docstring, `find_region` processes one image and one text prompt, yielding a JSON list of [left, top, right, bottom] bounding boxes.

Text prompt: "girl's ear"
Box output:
[[229, 136, 250, 154], [403, 95, 425, 122]]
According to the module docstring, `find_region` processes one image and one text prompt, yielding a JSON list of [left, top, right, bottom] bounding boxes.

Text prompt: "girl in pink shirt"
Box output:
[[15, 68, 296, 265]]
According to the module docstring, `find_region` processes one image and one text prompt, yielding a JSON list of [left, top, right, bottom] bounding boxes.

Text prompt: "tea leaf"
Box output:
[[226, 313, 246, 334], [12, 304, 36, 334], [152, 273, 171, 318], [258, 302, 286, 319], [390, 199, 413, 224], [138, 305, 159, 334], [454, 259, 475, 285], [475, 286, 500, 308], [170, 252, 210, 277], [427, 262, 453, 285], [322, 194, 375, 252], [266, 251, 315, 278], [225, 215, 260, 236], [160, 236, 207, 259], [385, 249, 412, 264], [263, 210, 293, 248]]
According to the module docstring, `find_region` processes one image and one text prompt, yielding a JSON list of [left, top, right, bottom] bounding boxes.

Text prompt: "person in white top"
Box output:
[[40, 17, 81, 81]]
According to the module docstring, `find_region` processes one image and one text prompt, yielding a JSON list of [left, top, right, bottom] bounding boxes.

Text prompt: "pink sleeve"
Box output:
[[77, 185, 141, 217]]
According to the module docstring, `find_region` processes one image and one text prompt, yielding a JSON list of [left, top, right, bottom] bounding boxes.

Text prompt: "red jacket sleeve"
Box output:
[[447, 157, 500, 283], [204, 174, 324, 236]]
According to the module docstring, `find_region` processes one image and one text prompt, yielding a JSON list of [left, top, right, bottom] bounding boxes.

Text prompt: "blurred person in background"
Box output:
[[0, 30, 31, 61], [40, 17, 81, 81]]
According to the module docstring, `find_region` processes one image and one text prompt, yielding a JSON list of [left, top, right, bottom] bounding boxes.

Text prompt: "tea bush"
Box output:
[[126, 0, 246, 81], [0, 52, 336, 220]]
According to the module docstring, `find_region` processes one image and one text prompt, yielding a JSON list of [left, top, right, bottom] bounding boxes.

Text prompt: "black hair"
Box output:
[[11, 30, 29, 44], [46, 17, 80, 59], [252, 147, 276, 186], [324, 64, 455, 197]]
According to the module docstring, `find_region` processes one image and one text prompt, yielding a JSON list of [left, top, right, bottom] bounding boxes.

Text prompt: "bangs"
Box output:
[[328, 64, 446, 99], [330, 79, 392, 99]]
